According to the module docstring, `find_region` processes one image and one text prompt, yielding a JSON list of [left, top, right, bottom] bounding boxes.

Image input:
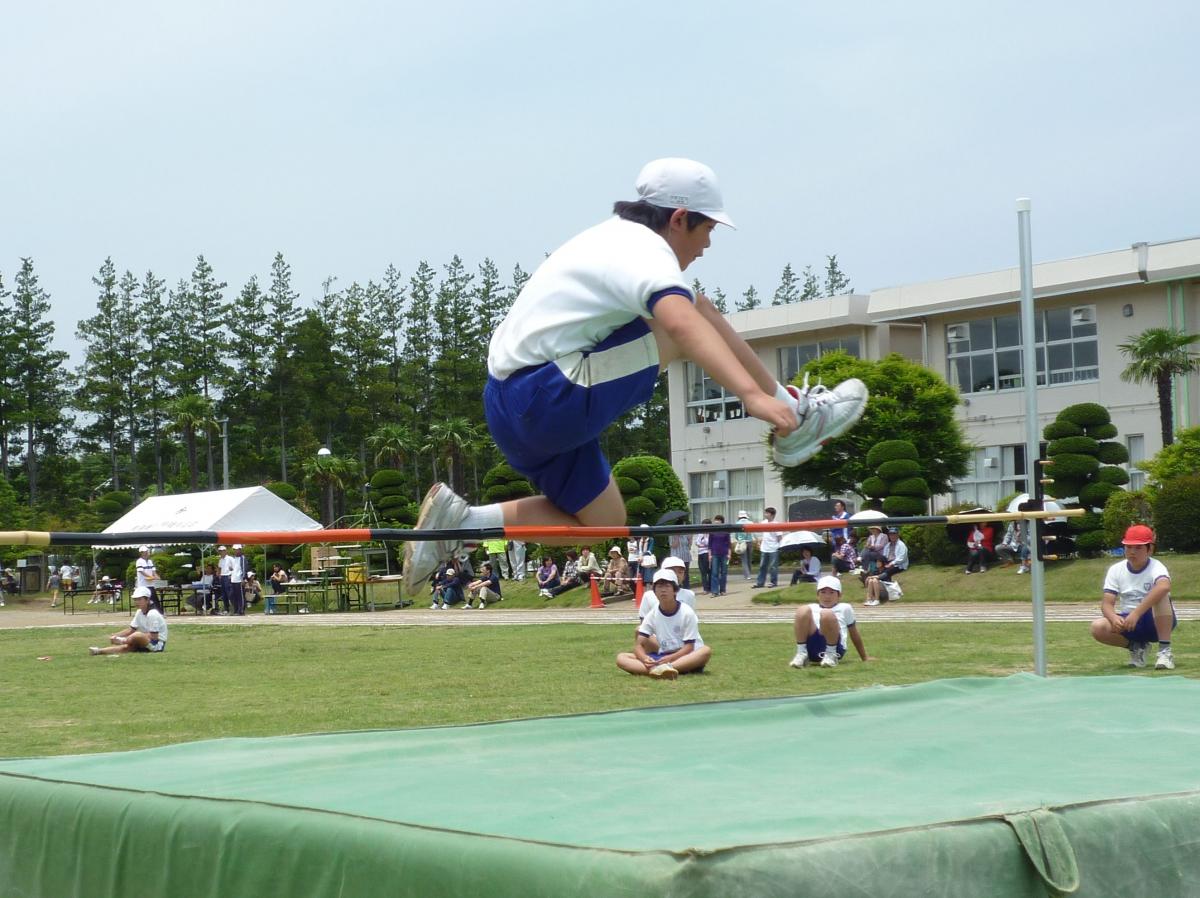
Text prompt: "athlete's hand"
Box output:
[[744, 392, 798, 437], [1119, 613, 1138, 632]]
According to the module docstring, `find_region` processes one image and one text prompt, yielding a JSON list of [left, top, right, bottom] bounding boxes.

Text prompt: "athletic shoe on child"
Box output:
[[820, 650, 839, 668], [772, 374, 869, 467], [789, 652, 809, 669], [1155, 647, 1175, 670], [88, 646, 102, 655], [404, 483, 469, 597], [864, 598, 880, 607], [1128, 642, 1148, 668], [649, 663, 679, 680]]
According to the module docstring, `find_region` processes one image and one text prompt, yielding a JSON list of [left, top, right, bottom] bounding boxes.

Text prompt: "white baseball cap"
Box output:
[[661, 556, 686, 570], [132, 586, 152, 599], [636, 158, 735, 228], [816, 575, 842, 593], [232, 544, 243, 550], [138, 545, 150, 553], [652, 569, 679, 586]]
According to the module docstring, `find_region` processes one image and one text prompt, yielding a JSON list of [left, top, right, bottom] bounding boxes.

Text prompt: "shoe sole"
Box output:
[[403, 484, 465, 597]]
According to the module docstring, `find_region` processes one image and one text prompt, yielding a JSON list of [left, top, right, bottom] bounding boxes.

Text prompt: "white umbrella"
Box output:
[[1006, 493, 1064, 522], [848, 509, 888, 523], [780, 530, 826, 550]]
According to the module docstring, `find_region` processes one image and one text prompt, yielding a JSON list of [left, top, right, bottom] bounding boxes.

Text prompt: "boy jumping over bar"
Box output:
[[404, 158, 867, 593]]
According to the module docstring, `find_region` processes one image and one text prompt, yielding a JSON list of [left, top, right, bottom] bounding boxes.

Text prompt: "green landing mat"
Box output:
[[3, 674, 1200, 897]]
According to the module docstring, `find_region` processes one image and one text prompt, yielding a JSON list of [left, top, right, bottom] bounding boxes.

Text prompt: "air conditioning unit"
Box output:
[[1071, 307, 1094, 324], [712, 479, 725, 490], [982, 457, 997, 468], [946, 325, 966, 341]]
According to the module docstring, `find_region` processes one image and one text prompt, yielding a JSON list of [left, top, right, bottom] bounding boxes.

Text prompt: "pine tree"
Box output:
[[738, 285, 761, 311], [711, 287, 729, 314], [823, 254, 851, 296], [265, 252, 300, 482], [75, 258, 126, 488], [10, 258, 70, 505], [137, 271, 171, 492], [375, 263, 406, 404], [0, 270, 13, 475], [430, 255, 477, 422], [801, 265, 821, 301], [114, 269, 142, 497], [188, 255, 229, 488], [772, 264, 800, 306]]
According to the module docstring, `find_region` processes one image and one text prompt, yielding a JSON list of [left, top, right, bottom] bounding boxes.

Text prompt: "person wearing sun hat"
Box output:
[[600, 545, 630, 597], [789, 575, 873, 669], [1090, 524, 1177, 670]]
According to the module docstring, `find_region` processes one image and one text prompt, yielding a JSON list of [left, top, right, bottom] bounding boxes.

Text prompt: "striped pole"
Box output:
[[0, 509, 1081, 548]]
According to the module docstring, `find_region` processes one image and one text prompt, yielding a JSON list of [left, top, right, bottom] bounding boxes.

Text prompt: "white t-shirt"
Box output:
[[59, 564, 73, 580], [135, 556, 156, 588], [1103, 557, 1170, 614], [758, 521, 783, 553], [809, 601, 856, 647], [638, 601, 702, 654], [219, 554, 235, 577], [131, 607, 168, 643], [639, 588, 697, 619], [229, 553, 247, 584], [487, 217, 692, 379]]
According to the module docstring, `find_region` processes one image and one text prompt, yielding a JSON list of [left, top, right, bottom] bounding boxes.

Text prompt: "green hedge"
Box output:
[[1043, 420, 1084, 440], [861, 476, 887, 498], [1095, 466, 1130, 486], [370, 469, 406, 488], [882, 495, 926, 516], [266, 481, 299, 502], [1079, 481, 1119, 508], [1059, 403, 1110, 428], [1046, 436, 1099, 457], [1096, 442, 1129, 465], [877, 459, 922, 481], [866, 440, 919, 468], [1086, 423, 1118, 440], [1050, 453, 1101, 478], [1153, 474, 1200, 552], [890, 476, 931, 497]]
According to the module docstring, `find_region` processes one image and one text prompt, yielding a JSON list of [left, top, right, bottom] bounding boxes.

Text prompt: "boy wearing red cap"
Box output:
[[1090, 525, 1176, 670]]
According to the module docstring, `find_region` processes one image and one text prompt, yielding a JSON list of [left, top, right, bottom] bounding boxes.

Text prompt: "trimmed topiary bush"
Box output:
[[882, 495, 926, 516], [1050, 453, 1101, 479], [480, 463, 537, 505], [1095, 466, 1130, 486], [1079, 482, 1119, 508], [1153, 474, 1200, 552], [1059, 403, 1110, 428], [1074, 530, 1109, 553], [877, 459, 922, 481], [1095, 442, 1130, 465], [1046, 436, 1100, 456], [866, 440, 919, 468], [1086, 423, 1118, 440], [266, 481, 299, 502], [891, 476, 932, 497], [376, 494, 409, 510], [370, 469, 405, 488], [611, 455, 689, 525], [1042, 420, 1084, 440], [861, 476, 887, 498]]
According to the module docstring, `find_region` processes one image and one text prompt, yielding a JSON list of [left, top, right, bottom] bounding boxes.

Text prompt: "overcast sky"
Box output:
[[3, 0, 1197, 361]]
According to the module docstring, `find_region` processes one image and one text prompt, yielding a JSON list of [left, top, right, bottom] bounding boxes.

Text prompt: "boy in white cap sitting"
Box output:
[[790, 575, 873, 669], [89, 587, 168, 655], [638, 556, 697, 618], [617, 569, 711, 679], [403, 158, 867, 594]]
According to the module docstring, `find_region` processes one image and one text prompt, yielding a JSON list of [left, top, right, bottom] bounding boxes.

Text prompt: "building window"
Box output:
[[1127, 434, 1146, 492], [946, 308, 1098, 395], [685, 363, 744, 424], [689, 467, 763, 523], [778, 337, 861, 385], [948, 444, 1028, 509]]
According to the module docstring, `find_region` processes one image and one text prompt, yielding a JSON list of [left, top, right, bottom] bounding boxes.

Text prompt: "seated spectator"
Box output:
[[430, 560, 465, 609], [535, 556, 560, 596], [269, 563, 290, 593], [996, 522, 1031, 574], [601, 547, 630, 595], [616, 570, 711, 679], [545, 551, 581, 598], [875, 528, 909, 582], [864, 575, 903, 606], [576, 547, 603, 585], [789, 575, 873, 668], [89, 575, 120, 605], [964, 523, 995, 574], [789, 546, 822, 585], [830, 535, 857, 575], [465, 562, 502, 608], [188, 564, 216, 614], [244, 571, 263, 607], [88, 587, 167, 655], [858, 525, 888, 577]]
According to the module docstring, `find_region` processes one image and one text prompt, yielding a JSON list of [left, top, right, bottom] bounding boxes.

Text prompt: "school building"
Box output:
[[666, 235, 1200, 522]]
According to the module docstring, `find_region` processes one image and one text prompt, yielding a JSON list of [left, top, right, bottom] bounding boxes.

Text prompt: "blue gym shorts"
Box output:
[[804, 631, 847, 662], [485, 318, 660, 514], [1121, 607, 1177, 643]]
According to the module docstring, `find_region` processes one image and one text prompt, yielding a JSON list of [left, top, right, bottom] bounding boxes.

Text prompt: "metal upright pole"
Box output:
[[219, 418, 230, 491], [1017, 198, 1047, 676]]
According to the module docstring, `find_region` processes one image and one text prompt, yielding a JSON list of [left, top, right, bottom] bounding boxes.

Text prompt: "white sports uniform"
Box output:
[[638, 590, 703, 646], [809, 601, 857, 648], [637, 602, 703, 655], [131, 607, 168, 652], [1103, 557, 1171, 613]]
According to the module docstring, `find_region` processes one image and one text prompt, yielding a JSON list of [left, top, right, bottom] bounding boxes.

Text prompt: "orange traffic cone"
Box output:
[[589, 575, 604, 609], [634, 576, 644, 609]]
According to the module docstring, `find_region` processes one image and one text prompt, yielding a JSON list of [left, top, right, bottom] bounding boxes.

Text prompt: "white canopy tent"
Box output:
[[97, 487, 322, 548]]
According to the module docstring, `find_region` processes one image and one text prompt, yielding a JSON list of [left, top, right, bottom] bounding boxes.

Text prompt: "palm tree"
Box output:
[[1119, 328, 1200, 446], [166, 395, 217, 491], [366, 423, 416, 470], [424, 418, 481, 496], [302, 452, 360, 525]]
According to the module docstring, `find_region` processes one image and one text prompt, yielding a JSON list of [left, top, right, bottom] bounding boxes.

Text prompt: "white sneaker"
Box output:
[[864, 598, 880, 607], [772, 374, 868, 467], [1155, 647, 1175, 670], [1128, 643, 1147, 668], [820, 650, 839, 668], [649, 663, 679, 680], [1016, 566, 1028, 574], [88, 646, 102, 655], [403, 483, 469, 597], [789, 652, 809, 669], [429, 602, 439, 610]]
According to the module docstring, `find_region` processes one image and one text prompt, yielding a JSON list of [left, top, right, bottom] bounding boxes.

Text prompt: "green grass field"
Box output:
[[1, 619, 1191, 758]]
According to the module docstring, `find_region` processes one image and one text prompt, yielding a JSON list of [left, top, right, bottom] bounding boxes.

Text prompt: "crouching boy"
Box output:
[[617, 569, 711, 679], [790, 575, 873, 669]]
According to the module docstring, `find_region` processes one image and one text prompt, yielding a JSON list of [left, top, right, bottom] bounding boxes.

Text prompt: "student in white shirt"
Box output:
[[617, 570, 711, 679], [752, 507, 784, 589], [789, 575, 873, 669], [1090, 525, 1176, 670], [88, 587, 168, 655]]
